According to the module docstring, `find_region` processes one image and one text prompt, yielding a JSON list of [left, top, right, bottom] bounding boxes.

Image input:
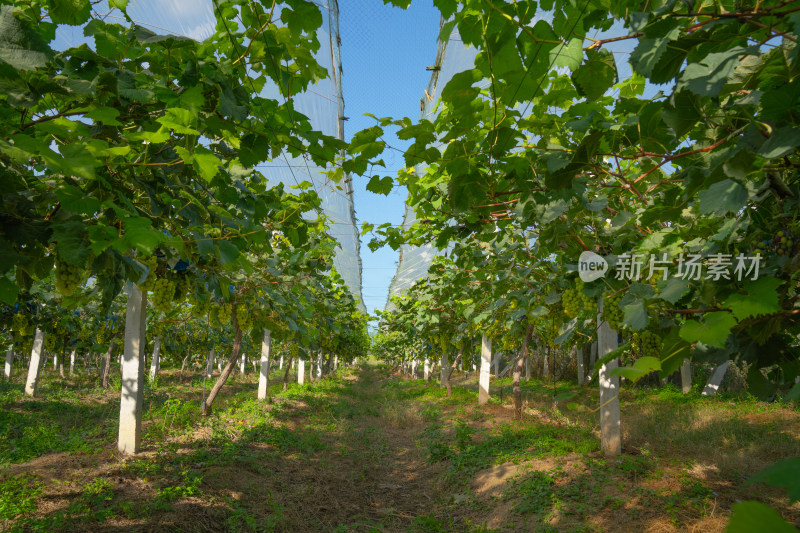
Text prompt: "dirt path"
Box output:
[[6, 365, 799, 532], [168, 365, 445, 532]]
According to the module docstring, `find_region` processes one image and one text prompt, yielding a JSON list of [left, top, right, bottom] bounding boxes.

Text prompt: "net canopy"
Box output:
[[54, 0, 364, 311], [385, 21, 477, 309]]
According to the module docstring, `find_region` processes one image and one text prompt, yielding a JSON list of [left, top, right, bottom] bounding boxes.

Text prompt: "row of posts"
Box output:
[[5, 283, 344, 455], [394, 304, 729, 457]]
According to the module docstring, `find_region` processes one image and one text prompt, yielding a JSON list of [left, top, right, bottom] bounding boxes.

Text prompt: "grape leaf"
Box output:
[[366, 175, 393, 196], [699, 179, 747, 216], [747, 458, 800, 502], [679, 312, 736, 348], [726, 502, 798, 533], [759, 126, 800, 159], [0, 276, 19, 305], [47, 0, 91, 25], [724, 277, 782, 321], [659, 327, 691, 377], [621, 300, 648, 331], [610, 356, 660, 382], [0, 6, 53, 70], [571, 48, 617, 101]]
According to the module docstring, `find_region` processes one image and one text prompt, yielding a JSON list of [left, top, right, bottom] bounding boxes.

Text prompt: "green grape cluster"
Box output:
[[236, 304, 253, 331], [289, 343, 299, 358], [11, 313, 32, 337], [502, 335, 514, 351], [639, 331, 662, 358], [137, 257, 158, 291], [563, 288, 581, 318], [208, 307, 220, 328], [195, 297, 211, 319], [602, 291, 624, 331], [173, 274, 190, 303], [54, 260, 82, 296], [152, 277, 175, 314], [218, 303, 232, 325], [563, 279, 597, 318]]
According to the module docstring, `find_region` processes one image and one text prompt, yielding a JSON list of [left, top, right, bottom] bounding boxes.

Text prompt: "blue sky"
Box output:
[[338, 0, 441, 316]]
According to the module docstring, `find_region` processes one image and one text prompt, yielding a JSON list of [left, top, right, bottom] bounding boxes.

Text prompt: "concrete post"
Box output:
[[423, 358, 430, 381], [4, 346, 13, 381], [479, 334, 492, 405], [149, 335, 161, 380], [316, 351, 322, 379], [598, 302, 621, 457], [440, 351, 448, 388], [701, 361, 730, 396], [577, 345, 585, 386], [24, 329, 45, 396], [69, 348, 76, 376], [257, 329, 271, 400], [297, 357, 305, 385], [239, 353, 246, 375], [681, 359, 692, 393], [206, 348, 214, 378], [118, 283, 147, 454]]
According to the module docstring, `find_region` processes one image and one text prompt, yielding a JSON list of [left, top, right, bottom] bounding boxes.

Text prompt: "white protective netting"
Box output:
[[54, 1, 365, 311], [385, 20, 476, 309]]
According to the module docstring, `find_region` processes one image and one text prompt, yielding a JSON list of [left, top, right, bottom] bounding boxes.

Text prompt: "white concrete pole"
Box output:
[[525, 355, 531, 380], [69, 348, 76, 376], [681, 359, 692, 393], [440, 351, 448, 388], [149, 335, 161, 380], [257, 329, 271, 400], [424, 358, 430, 381], [316, 352, 322, 379], [24, 329, 45, 396], [239, 353, 246, 375], [53, 352, 58, 371], [333, 354, 338, 371], [479, 334, 492, 405], [279, 353, 284, 370], [411, 358, 418, 377], [118, 283, 147, 454], [598, 302, 621, 457], [206, 348, 214, 378], [577, 345, 585, 386], [702, 361, 730, 396], [4, 346, 13, 381], [297, 356, 305, 385]]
